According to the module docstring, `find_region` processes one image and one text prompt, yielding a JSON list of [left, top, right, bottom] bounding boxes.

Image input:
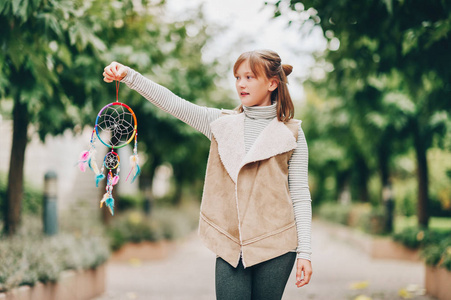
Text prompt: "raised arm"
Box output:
[[103, 62, 222, 139]]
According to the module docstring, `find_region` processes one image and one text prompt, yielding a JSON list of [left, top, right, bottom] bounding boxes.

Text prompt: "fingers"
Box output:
[[103, 72, 114, 83], [296, 262, 302, 282], [295, 259, 313, 288], [302, 265, 313, 285], [103, 61, 128, 83]]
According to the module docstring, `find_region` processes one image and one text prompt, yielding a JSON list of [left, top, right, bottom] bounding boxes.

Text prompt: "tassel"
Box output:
[[112, 175, 120, 186], [78, 150, 90, 172], [96, 173, 105, 187], [105, 197, 114, 216]]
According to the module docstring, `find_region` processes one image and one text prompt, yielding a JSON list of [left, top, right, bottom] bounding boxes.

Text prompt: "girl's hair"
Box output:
[[233, 50, 294, 122]]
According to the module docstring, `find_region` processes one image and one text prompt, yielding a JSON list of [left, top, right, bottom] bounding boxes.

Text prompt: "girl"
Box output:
[[103, 49, 313, 300]]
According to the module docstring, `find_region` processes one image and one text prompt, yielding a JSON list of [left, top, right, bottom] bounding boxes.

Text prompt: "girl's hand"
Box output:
[[103, 62, 128, 83], [295, 258, 312, 288]]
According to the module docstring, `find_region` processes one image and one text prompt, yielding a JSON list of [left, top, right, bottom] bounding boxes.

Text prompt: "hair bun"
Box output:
[[282, 64, 293, 76]]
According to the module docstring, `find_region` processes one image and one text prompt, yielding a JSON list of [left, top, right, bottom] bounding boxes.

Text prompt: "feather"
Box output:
[[112, 175, 120, 186], [88, 157, 94, 172], [87, 149, 99, 173], [78, 150, 90, 172], [100, 192, 108, 208], [126, 154, 140, 182], [131, 164, 141, 183], [95, 173, 105, 187], [79, 161, 88, 172], [80, 150, 90, 161], [130, 154, 138, 165], [105, 197, 115, 216], [91, 159, 100, 174]]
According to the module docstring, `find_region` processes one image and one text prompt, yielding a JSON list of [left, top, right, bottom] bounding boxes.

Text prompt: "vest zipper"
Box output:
[[240, 248, 246, 268], [236, 180, 246, 268]]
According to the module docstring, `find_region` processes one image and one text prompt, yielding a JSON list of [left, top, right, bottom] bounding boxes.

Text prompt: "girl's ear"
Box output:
[[268, 77, 279, 92]]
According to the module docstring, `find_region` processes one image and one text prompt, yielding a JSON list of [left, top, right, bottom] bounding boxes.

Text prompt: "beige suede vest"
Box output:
[[198, 112, 300, 268]]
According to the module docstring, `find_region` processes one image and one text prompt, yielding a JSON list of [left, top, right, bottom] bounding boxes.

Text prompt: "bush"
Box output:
[[107, 204, 199, 251], [316, 202, 352, 225], [393, 227, 451, 249], [347, 203, 372, 227], [421, 237, 451, 271], [317, 202, 389, 235], [0, 216, 110, 292], [358, 206, 388, 235], [108, 211, 163, 250], [115, 193, 145, 212]]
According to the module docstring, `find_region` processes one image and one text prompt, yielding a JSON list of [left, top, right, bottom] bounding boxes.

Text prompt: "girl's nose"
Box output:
[[237, 79, 246, 88]]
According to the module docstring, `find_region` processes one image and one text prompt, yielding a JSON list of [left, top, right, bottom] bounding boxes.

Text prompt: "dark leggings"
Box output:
[[215, 252, 296, 300]]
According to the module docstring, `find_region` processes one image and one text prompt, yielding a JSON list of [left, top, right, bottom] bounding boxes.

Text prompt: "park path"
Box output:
[[94, 220, 435, 300]]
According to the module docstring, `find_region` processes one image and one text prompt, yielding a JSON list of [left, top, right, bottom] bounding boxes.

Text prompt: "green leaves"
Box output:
[[0, 224, 110, 291], [68, 21, 106, 52], [272, 1, 451, 213], [11, 0, 32, 22]]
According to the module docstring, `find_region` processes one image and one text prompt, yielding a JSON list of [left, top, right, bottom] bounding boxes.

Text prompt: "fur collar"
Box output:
[[210, 113, 298, 183]]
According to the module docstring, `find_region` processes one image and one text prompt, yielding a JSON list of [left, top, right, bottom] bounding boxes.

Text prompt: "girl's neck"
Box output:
[[243, 103, 277, 120]]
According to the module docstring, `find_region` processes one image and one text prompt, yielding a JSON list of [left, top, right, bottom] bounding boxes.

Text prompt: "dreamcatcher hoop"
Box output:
[[95, 102, 137, 149], [103, 151, 120, 170]]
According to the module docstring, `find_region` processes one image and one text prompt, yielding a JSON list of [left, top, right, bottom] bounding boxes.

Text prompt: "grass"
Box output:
[[394, 215, 451, 233]]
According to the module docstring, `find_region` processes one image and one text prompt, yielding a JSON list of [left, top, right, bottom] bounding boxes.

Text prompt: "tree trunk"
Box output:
[[141, 163, 158, 215], [378, 142, 394, 233], [336, 171, 351, 204], [355, 155, 369, 202], [172, 168, 183, 206], [4, 96, 29, 236], [315, 170, 326, 204], [140, 156, 161, 215], [412, 121, 429, 228], [378, 143, 390, 191]]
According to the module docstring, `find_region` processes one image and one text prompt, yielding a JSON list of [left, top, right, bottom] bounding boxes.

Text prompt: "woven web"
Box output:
[[104, 152, 119, 170], [97, 105, 135, 147]]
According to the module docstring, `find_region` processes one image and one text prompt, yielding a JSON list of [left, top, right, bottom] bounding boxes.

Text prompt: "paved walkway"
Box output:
[[94, 220, 435, 300]]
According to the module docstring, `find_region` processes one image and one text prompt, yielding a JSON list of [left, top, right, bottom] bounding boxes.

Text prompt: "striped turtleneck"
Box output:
[[122, 68, 312, 261], [243, 104, 277, 153]]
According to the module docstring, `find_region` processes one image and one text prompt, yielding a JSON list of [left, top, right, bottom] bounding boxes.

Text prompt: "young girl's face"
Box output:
[[234, 60, 277, 107]]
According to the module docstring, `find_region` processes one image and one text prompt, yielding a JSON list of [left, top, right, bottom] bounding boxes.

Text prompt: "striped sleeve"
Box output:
[[288, 122, 313, 261], [121, 68, 222, 140]]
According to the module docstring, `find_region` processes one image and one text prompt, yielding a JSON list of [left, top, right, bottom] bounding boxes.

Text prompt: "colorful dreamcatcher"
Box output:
[[78, 81, 140, 215]]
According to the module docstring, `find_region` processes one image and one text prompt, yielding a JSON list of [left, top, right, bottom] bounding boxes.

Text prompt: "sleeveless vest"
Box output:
[[198, 112, 300, 268]]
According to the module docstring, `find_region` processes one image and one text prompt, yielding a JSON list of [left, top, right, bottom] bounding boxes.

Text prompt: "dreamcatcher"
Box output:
[[78, 81, 140, 215]]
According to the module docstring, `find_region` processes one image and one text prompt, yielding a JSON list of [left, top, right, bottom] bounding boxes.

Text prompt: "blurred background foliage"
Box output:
[[270, 0, 451, 228]]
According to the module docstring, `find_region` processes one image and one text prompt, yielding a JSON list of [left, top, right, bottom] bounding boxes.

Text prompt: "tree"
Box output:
[[0, 0, 113, 235], [271, 0, 451, 227]]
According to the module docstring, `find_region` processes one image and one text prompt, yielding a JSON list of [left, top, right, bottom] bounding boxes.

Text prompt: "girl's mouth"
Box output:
[[241, 92, 249, 96]]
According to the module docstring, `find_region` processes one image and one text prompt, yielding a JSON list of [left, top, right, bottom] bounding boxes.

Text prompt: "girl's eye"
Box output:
[[247, 76, 252, 80]]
